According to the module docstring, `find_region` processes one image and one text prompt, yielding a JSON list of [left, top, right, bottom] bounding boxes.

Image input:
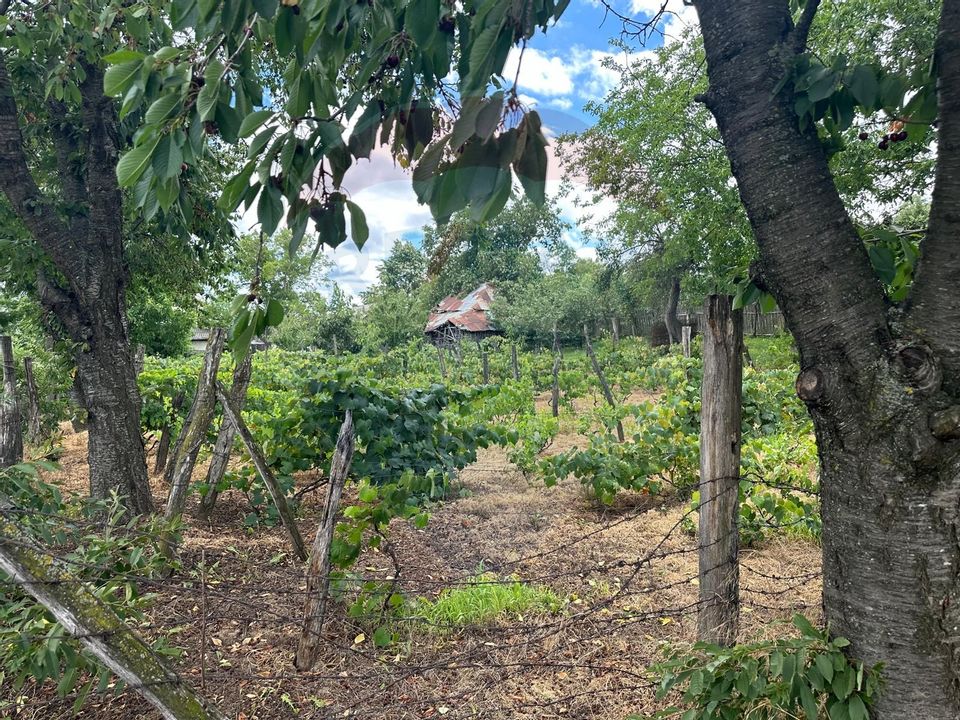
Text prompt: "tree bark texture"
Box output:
[[0, 521, 227, 720], [162, 330, 225, 556], [0, 336, 22, 468], [694, 1, 960, 715], [295, 411, 355, 671], [697, 296, 742, 646], [23, 357, 42, 445], [198, 357, 253, 519], [0, 57, 152, 514], [664, 276, 682, 344]]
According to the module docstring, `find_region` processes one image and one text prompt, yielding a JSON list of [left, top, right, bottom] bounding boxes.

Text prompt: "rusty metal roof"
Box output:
[[425, 283, 498, 334]]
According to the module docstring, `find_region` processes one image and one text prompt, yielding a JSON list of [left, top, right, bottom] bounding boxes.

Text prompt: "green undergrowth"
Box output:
[[415, 573, 565, 628]]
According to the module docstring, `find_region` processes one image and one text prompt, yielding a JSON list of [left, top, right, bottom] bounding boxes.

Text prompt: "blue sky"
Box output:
[[311, 0, 698, 297]]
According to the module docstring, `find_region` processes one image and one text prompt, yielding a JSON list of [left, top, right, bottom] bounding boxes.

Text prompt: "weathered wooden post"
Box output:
[[0, 336, 22, 468], [162, 329, 225, 558], [295, 412, 355, 671], [198, 356, 253, 519], [682, 325, 692, 358], [23, 357, 41, 444], [511, 344, 520, 381], [583, 324, 625, 443], [481, 351, 490, 384], [697, 295, 743, 647], [611, 316, 620, 345], [214, 381, 307, 561], [436, 345, 447, 379], [0, 521, 227, 720], [154, 390, 186, 475]]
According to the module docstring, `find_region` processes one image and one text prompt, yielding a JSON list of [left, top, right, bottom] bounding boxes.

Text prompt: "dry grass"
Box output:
[[19, 419, 822, 720]]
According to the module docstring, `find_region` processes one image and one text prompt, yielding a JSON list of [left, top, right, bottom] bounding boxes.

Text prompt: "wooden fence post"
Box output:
[[198, 356, 253, 519], [697, 295, 743, 647], [682, 325, 692, 358], [611, 316, 620, 345], [0, 336, 22, 468], [154, 390, 186, 475], [295, 412, 355, 671], [481, 351, 490, 384], [162, 330, 225, 558], [511, 345, 520, 381], [214, 382, 307, 561], [436, 345, 447, 379], [583, 325, 625, 443], [23, 357, 42, 444], [0, 521, 227, 720]]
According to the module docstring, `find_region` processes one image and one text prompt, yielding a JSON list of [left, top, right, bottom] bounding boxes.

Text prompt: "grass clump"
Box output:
[[417, 574, 564, 628]]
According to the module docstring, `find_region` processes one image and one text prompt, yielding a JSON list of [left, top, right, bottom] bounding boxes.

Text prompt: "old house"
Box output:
[[424, 283, 501, 346]]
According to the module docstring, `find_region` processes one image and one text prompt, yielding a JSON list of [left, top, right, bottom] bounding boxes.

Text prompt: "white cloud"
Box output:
[[503, 48, 575, 96], [629, 0, 699, 40]]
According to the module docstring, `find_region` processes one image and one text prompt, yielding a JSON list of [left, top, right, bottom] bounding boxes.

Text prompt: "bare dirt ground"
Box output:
[[14, 421, 821, 720]]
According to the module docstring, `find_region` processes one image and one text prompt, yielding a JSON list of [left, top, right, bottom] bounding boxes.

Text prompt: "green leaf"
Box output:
[[798, 682, 818, 720], [152, 134, 184, 180], [514, 112, 548, 206], [239, 110, 274, 138], [792, 614, 818, 638], [116, 137, 160, 187], [373, 626, 392, 648], [346, 200, 369, 249], [847, 694, 868, 720], [258, 184, 284, 235], [475, 92, 503, 141], [144, 93, 182, 125], [815, 654, 834, 683], [104, 60, 144, 96], [265, 298, 285, 326], [465, 23, 502, 92], [103, 49, 146, 65], [847, 65, 878, 109], [220, 163, 255, 212], [196, 83, 219, 122]]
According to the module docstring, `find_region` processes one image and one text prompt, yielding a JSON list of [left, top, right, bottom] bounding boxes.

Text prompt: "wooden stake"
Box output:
[[198, 356, 253, 519], [682, 325, 692, 358], [295, 411, 355, 671], [697, 295, 743, 647], [0, 522, 227, 720], [511, 345, 520, 381], [154, 391, 186, 475], [583, 325, 625, 443], [611, 316, 620, 345], [23, 357, 41, 444], [215, 382, 307, 561], [437, 345, 447, 379], [0, 336, 22, 468], [162, 329, 225, 558], [481, 351, 490, 384]]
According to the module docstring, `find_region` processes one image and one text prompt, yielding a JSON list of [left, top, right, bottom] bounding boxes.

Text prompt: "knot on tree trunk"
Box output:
[[795, 367, 827, 404], [893, 343, 941, 393], [930, 405, 960, 441]]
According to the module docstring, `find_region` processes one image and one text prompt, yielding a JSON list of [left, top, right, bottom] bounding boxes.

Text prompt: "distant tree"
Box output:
[[421, 198, 569, 304], [379, 240, 428, 293]]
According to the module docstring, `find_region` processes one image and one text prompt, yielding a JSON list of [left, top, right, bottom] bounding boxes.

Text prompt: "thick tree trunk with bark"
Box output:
[[693, 1, 960, 716], [0, 57, 153, 514], [664, 276, 682, 344]]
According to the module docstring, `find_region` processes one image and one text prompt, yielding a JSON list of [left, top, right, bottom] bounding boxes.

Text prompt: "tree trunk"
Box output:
[[197, 356, 253, 519], [697, 296, 742, 646], [0, 336, 22, 468], [0, 57, 153, 514], [22, 357, 41, 445], [694, 1, 960, 716], [664, 276, 682, 344]]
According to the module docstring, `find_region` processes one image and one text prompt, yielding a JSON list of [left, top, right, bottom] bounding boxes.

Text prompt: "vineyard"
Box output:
[[0, 333, 849, 720]]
